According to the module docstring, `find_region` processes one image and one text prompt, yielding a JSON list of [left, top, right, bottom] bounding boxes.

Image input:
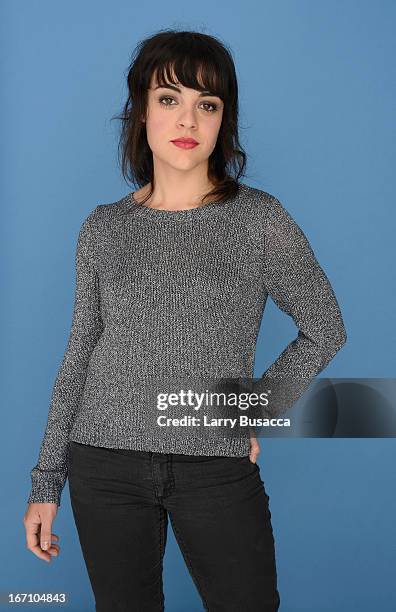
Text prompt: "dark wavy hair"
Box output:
[[111, 28, 247, 206]]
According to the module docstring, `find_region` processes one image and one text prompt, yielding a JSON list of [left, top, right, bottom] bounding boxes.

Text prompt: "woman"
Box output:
[[23, 29, 347, 611]]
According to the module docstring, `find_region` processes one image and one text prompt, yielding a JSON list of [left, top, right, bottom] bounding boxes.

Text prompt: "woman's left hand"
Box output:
[[249, 432, 260, 463]]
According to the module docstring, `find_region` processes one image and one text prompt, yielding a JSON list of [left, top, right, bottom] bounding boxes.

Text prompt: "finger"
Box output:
[[47, 533, 60, 547], [250, 437, 260, 449], [25, 517, 41, 551], [43, 534, 61, 555], [249, 445, 260, 463], [40, 522, 54, 551], [34, 543, 60, 560], [29, 543, 52, 563]]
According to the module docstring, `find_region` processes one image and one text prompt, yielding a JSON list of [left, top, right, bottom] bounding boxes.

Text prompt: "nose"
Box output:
[[177, 107, 197, 129], [178, 119, 196, 129]]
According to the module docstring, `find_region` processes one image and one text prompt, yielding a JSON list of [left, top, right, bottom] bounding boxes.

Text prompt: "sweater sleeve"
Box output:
[[28, 208, 104, 506], [250, 196, 347, 419]]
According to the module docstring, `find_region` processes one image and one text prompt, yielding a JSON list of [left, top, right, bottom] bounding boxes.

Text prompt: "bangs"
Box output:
[[150, 49, 227, 100]]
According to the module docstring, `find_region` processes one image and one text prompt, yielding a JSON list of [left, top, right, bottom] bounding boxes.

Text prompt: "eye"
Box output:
[[158, 96, 219, 113], [201, 101, 218, 113], [159, 96, 176, 106]]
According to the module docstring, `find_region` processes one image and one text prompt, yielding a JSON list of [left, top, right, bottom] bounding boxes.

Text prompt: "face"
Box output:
[[142, 70, 224, 173]]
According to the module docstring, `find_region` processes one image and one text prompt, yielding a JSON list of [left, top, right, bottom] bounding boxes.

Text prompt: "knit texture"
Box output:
[[28, 182, 347, 506]]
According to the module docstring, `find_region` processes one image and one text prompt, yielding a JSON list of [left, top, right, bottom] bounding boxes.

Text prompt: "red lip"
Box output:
[[171, 138, 198, 144]]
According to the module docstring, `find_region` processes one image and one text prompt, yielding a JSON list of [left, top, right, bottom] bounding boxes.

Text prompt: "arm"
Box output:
[[28, 207, 104, 506], [251, 195, 347, 419]]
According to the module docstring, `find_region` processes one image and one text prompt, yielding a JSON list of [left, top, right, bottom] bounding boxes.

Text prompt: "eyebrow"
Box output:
[[154, 83, 218, 97]]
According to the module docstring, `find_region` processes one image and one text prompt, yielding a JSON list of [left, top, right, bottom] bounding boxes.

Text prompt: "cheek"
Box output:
[[145, 110, 170, 145], [148, 114, 168, 132], [204, 119, 222, 150]]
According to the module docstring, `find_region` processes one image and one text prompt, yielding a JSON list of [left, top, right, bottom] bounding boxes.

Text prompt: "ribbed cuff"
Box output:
[[28, 470, 66, 507]]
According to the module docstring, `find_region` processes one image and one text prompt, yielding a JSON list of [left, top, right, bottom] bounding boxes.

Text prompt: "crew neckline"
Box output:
[[123, 182, 245, 221]]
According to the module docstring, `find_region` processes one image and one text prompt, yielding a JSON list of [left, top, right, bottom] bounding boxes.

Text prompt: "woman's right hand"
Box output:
[[23, 503, 60, 562]]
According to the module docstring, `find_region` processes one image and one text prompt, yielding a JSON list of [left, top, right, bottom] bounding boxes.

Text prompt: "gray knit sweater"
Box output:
[[28, 182, 347, 506]]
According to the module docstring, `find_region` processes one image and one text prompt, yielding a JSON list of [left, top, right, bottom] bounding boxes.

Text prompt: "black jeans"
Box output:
[[67, 441, 281, 612]]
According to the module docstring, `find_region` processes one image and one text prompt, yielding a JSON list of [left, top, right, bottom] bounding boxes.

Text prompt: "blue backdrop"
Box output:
[[2, 1, 395, 611]]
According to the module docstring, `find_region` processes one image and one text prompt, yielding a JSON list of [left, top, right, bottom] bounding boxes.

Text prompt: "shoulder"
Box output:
[[74, 194, 130, 256], [79, 193, 131, 232], [239, 182, 302, 240]]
